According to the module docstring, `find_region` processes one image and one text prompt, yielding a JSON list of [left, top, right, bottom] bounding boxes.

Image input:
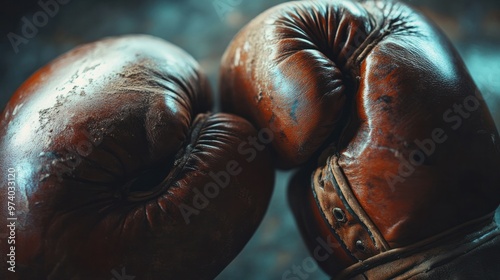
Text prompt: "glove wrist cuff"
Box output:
[[313, 156, 499, 279], [334, 213, 499, 280], [312, 156, 390, 262]]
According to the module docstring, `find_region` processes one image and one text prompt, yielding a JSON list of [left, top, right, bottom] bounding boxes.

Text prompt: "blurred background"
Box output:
[[1, 0, 499, 279]]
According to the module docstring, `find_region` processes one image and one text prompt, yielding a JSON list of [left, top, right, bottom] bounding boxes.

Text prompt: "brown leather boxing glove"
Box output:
[[220, 0, 500, 279], [0, 35, 274, 279]]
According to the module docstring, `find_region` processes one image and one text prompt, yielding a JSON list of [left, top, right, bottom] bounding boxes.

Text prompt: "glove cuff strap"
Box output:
[[335, 214, 499, 280], [312, 156, 390, 261], [312, 156, 499, 279]]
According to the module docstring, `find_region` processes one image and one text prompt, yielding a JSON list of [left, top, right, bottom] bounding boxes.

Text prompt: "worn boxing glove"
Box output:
[[220, 0, 500, 278], [0, 35, 274, 279]]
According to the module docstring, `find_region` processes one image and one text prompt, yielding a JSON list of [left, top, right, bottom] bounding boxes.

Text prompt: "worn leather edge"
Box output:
[[331, 156, 391, 252], [333, 213, 498, 280]]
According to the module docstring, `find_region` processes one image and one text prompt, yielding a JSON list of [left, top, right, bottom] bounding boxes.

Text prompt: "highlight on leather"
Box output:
[[220, 0, 500, 278], [0, 35, 274, 279]]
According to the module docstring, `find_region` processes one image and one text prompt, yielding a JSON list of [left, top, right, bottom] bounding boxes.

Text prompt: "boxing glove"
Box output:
[[220, 0, 500, 278], [0, 35, 274, 279]]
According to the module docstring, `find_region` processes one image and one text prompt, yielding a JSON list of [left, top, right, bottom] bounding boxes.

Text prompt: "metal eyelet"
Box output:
[[355, 240, 366, 252], [333, 207, 347, 223]]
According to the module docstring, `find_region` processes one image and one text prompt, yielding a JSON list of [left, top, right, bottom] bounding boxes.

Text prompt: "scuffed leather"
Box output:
[[0, 35, 274, 279], [220, 0, 500, 278], [335, 220, 500, 280]]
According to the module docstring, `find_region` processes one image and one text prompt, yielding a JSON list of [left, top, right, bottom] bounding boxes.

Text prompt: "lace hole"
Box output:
[[355, 240, 366, 252], [333, 207, 346, 223]]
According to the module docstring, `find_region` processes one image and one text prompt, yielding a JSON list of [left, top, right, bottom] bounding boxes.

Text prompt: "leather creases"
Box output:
[[312, 155, 499, 279]]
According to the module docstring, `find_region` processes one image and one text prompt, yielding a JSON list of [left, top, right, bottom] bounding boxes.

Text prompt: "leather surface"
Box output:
[[220, 0, 500, 277], [0, 35, 274, 279]]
